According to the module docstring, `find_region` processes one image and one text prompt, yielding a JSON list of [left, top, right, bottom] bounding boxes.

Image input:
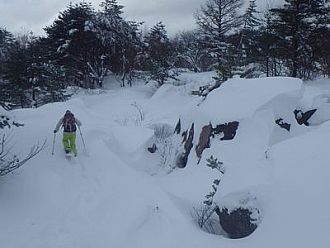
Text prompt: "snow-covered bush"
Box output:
[[147, 122, 188, 170], [152, 123, 178, 169]]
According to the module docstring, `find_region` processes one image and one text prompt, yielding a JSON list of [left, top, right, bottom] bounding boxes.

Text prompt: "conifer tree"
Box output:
[[195, 0, 243, 83], [255, 12, 281, 77], [270, 0, 329, 78], [0, 28, 16, 109], [238, 0, 262, 68], [44, 2, 103, 88], [0, 28, 15, 82], [91, 0, 143, 86], [308, 0, 330, 76], [4, 41, 34, 108], [143, 22, 177, 87], [243, 0, 262, 30]]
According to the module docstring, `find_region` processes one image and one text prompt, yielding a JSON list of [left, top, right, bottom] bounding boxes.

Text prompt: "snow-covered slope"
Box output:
[[1, 74, 330, 248]]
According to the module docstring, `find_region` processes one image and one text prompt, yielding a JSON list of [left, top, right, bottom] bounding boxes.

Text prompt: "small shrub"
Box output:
[[193, 155, 225, 234]]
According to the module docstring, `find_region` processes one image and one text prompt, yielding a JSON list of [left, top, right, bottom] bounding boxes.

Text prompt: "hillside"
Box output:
[[1, 72, 330, 248]]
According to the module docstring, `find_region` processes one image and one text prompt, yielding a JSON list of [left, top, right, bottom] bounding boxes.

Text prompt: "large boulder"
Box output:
[[215, 191, 262, 239], [216, 207, 258, 239]]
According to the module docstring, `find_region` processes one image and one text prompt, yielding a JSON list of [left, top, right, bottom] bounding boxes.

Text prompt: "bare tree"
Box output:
[[0, 113, 45, 176], [0, 133, 45, 176]]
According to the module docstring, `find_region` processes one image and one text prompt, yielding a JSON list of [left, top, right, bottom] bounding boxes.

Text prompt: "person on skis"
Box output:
[[54, 110, 82, 156]]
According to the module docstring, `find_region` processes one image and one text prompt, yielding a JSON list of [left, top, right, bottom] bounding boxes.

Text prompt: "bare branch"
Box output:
[[0, 138, 46, 176]]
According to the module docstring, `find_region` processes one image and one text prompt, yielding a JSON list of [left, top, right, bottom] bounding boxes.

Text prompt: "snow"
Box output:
[[1, 73, 330, 248], [199, 77, 302, 122]]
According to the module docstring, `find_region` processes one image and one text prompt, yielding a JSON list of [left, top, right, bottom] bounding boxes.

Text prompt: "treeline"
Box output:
[[0, 0, 329, 109]]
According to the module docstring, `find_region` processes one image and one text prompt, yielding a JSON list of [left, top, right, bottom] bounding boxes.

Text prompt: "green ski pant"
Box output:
[[63, 132, 77, 155]]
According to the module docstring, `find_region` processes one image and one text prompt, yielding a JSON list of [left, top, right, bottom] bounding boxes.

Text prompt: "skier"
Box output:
[[54, 110, 82, 156]]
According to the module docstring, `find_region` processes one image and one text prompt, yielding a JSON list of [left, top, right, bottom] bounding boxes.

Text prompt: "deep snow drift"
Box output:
[[1, 72, 330, 248]]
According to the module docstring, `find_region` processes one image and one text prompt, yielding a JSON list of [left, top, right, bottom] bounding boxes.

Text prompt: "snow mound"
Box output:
[[199, 77, 302, 122]]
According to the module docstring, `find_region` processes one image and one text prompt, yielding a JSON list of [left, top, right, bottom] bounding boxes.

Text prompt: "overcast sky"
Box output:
[[0, 0, 283, 37]]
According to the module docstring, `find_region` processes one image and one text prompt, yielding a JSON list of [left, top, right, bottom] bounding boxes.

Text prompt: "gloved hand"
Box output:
[[54, 130, 57, 133]]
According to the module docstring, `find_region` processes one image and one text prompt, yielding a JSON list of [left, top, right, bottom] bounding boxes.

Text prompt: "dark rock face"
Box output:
[[184, 123, 194, 155], [275, 118, 291, 131], [150, 118, 244, 168], [174, 119, 181, 134], [213, 121, 239, 140], [294, 109, 317, 126], [195, 123, 212, 161], [147, 143, 157, 153], [181, 130, 187, 143], [216, 207, 258, 239], [175, 152, 188, 168], [176, 123, 195, 168]]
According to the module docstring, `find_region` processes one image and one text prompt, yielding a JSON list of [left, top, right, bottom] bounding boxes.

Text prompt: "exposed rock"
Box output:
[[175, 152, 188, 168], [215, 207, 258, 239], [147, 143, 157, 153], [214, 191, 262, 239], [195, 123, 212, 161], [174, 123, 195, 168], [275, 118, 291, 131], [184, 123, 194, 155], [213, 121, 239, 140], [294, 109, 317, 126], [181, 130, 187, 143], [174, 119, 181, 134]]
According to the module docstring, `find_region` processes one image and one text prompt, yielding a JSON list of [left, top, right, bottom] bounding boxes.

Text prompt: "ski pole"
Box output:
[[52, 132, 56, 155], [78, 126, 86, 151]]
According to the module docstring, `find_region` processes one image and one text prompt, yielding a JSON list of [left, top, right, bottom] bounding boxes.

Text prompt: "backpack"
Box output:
[[62, 112, 76, 132]]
